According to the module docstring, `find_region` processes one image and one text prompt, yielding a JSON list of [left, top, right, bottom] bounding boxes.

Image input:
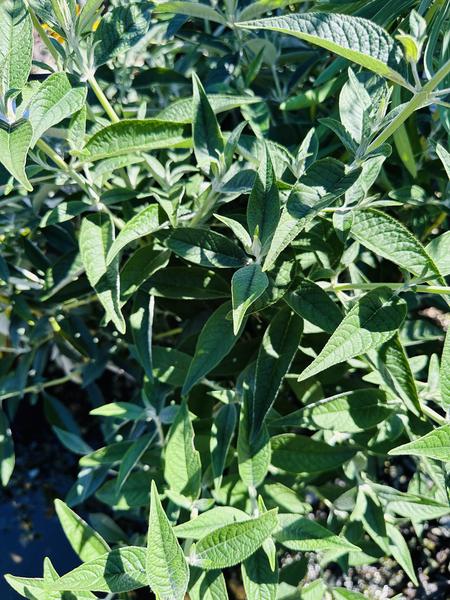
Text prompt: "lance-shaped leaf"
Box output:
[[426, 231, 450, 277], [154, 1, 227, 25], [189, 568, 229, 600], [94, 3, 152, 66], [441, 330, 450, 408], [272, 389, 390, 433], [389, 425, 450, 462], [174, 507, 248, 539], [251, 308, 303, 438], [83, 120, 190, 162], [242, 547, 278, 600], [386, 523, 418, 586], [0, 408, 14, 486], [274, 515, 360, 552], [351, 209, 442, 279], [116, 433, 154, 493], [107, 204, 160, 264], [164, 401, 202, 501], [263, 159, 360, 271], [285, 278, 342, 334], [146, 482, 189, 600], [192, 73, 224, 173], [247, 144, 280, 245], [157, 94, 261, 123], [271, 434, 356, 473], [166, 227, 247, 269], [238, 399, 271, 489], [211, 403, 237, 490], [0, 0, 32, 92], [231, 263, 269, 334], [38, 546, 147, 592], [191, 509, 278, 570], [237, 12, 407, 87], [54, 500, 110, 562], [130, 292, 154, 380], [28, 73, 87, 146], [0, 119, 32, 191], [298, 287, 407, 382], [146, 266, 229, 300], [182, 302, 245, 395], [79, 213, 126, 333]]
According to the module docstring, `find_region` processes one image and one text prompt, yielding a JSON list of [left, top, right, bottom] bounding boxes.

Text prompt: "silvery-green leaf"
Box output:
[[83, 120, 190, 162], [0, 0, 32, 92], [107, 204, 161, 264], [242, 547, 278, 600], [0, 408, 14, 486], [238, 400, 271, 489], [188, 568, 228, 600], [285, 278, 342, 334], [386, 523, 418, 586], [426, 231, 450, 277], [54, 499, 110, 562], [28, 73, 87, 146], [436, 142, 450, 179], [275, 514, 360, 552], [211, 403, 237, 490], [272, 389, 390, 433], [231, 263, 269, 334], [167, 228, 247, 269], [298, 287, 407, 382], [0, 119, 32, 191], [164, 401, 202, 501], [237, 12, 407, 86], [192, 73, 224, 173], [130, 292, 154, 380], [441, 330, 450, 408], [271, 434, 355, 473], [90, 402, 145, 420], [351, 208, 442, 279], [116, 433, 154, 493], [146, 482, 189, 600], [157, 94, 261, 123], [79, 213, 126, 333], [174, 506, 249, 539], [389, 424, 450, 461], [94, 3, 152, 66], [251, 308, 302, 438], [154, 1, 226, 25], [191, 509, 278, 569]]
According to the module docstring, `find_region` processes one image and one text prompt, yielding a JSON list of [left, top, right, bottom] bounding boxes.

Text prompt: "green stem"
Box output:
[[420, 402, 447, 426], [328, 282, 450, 295], [0, 372, 80, 401], [28, 5, 62, 67], [87, 75, 120, 123]]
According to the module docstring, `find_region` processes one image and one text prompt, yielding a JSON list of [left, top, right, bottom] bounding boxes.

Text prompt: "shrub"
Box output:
[[1, 0, 450, 599]]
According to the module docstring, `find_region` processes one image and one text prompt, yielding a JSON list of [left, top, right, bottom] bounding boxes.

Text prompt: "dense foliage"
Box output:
[[1, 0, 450, 598]]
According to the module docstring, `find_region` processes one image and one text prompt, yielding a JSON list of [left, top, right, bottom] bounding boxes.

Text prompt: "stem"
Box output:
[[423, 58, 450, 92], [28, 5, 62, 67], [419, 402, 447, 426], [328, 282, 450, 295], [87, 75, 120, 123], [0, 372, 80, 401]]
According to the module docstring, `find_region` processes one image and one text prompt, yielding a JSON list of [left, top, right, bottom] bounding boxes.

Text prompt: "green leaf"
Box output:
[[120, 246, 170, 301], [351, 209, 442, 279], [28, 73, 87, 146], [130, 292, 154, 380], [231, 263, 269, 334], [166, 227, 247, 269], [79, 213, 126, 333], [389, 424, 450, 461], [242, 547, 278, 600], [94, 3, 152, 66], [106, 204, 160, 264], [272, 389, 391, 433], [237, 12, 407, 86], [44, 546, 147, 592], [0, 119, 32, 191], [211, 403, 237, 490], [247, 144, 280, 246], [333, 589, 367, 600], [54, 499, 110, 562], [154, 1, 227, 25], [271, 434, 356, 473], [251, 308, 303, 438], [263, 159, 360, 271], [189, 568, 229, 600], [386, 523, 418, 586], [157, 94, 261, 123], [80, 441, 134, 467], [174, 507, 249, 539], [298, 287, 407, 382], [182, 302, 244, 395], [274, 515, 360, 552], [146, 482, 189, 600], [436, 142, 450, 179], [192, 73, 224, 173], [146, 267, 229, 300], [426, 231, 450, 277], [90, 402, 145, 420], [164, 401, 202, 501], [83, 120, 190, 162], [0, 408, 14, 486], [116, 433, 154, 493], [285, 278, 342, 334], [191, 509, 278, 570], [441, 330, 450, 408], [153, 346, 192, 387], [0, 0, 33, 92], [238, 400, 271, 489]]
